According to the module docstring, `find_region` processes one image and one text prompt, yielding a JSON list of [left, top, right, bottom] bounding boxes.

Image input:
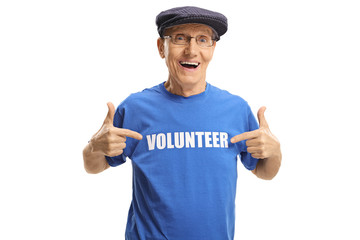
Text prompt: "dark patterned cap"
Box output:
[[156, 6, 228, 41]]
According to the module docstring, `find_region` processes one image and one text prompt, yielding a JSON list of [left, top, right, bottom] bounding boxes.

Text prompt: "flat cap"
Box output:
[[156, 6, 228, 41]]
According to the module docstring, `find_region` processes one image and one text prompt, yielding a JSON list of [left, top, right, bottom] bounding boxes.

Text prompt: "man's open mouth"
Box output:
[[180, 61, 200, 69]]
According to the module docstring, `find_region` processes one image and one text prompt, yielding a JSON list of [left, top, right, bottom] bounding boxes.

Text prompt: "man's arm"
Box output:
[[252, 148, 281, 180], [82, 102, 142, 174]]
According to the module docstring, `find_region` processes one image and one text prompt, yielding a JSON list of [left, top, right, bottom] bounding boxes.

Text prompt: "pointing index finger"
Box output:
[[114, 128, 143, 140], [230, 130, 259, 143]]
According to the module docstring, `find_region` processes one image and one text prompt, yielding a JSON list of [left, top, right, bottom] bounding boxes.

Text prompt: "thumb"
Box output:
[[103, 102, 115, 125], [257, 106, 269, 129]]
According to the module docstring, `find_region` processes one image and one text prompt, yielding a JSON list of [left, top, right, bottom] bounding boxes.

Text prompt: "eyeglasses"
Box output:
[[163, 34, 215, 48]]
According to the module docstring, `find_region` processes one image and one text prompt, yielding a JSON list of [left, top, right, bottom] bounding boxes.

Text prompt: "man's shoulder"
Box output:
[[209, 83, 248, 105]]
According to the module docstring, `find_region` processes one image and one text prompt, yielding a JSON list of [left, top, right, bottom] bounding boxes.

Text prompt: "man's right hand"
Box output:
[[89, 102, 143, 157]]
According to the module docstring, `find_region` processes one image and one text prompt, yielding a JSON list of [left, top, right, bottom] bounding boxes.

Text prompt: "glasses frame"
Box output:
[[163, 34, 215, 48]]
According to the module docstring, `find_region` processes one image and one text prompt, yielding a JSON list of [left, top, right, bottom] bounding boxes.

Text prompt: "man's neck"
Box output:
[[164, 78, 206, 97]]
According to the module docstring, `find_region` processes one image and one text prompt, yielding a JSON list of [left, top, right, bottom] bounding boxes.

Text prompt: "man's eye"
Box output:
[[175, 34, 186, 41], [198, 36, 209, 43]]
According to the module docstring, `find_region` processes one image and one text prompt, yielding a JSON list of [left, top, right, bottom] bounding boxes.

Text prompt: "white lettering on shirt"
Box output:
[[146, 134, 156, 151], [146, 131, 228, 151], [204, 132, 212, 148], [185, 132, 195, 148], [167, 132, 174, 149], [220, 132, 228, 148], [195, 132, 204, 148], [212, 132, 220, 148], [174, 132, 184, 148], [157, 133, 166, 150]]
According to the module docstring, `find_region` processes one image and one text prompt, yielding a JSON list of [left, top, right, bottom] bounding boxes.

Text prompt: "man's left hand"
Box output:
[[230, 107, 280, 160]]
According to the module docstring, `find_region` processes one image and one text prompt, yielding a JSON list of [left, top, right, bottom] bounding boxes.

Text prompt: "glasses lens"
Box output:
[[196, 35, 212, 47], [173, 34, 188, 45], [170, 34, 213, 47]]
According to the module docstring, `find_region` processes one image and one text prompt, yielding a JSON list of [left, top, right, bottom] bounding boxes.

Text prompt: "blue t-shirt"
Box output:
[[106, 82, 259, 240]]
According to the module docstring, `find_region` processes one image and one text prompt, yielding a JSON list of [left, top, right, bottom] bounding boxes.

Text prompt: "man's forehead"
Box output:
[[164, 23, 213, 35]]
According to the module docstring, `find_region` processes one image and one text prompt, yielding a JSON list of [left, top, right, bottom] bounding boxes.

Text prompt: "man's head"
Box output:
[[155, 6, 228, 92]]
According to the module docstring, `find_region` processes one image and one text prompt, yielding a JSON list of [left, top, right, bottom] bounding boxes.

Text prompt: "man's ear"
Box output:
[[157, 38, 165, 59]]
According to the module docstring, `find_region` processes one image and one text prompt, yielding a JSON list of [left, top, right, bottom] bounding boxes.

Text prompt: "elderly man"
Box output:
[[83, 6, 281, 240]]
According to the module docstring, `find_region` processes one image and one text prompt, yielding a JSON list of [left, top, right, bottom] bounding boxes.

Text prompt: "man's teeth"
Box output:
[[180, 61, 199, 66]]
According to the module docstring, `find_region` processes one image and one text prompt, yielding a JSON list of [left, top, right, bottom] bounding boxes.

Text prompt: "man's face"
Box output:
[[157, 24, 216, 87]]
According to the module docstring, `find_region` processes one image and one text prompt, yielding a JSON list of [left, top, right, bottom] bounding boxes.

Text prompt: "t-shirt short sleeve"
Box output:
[[104, 104, 127, 167], [239, 104, 260, 170]]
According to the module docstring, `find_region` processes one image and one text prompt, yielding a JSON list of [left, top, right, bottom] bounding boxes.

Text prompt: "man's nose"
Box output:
[[184, 38, 198, 56]]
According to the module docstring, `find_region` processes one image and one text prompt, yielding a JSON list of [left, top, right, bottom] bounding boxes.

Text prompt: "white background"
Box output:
[[1, 0, 359, 239]]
